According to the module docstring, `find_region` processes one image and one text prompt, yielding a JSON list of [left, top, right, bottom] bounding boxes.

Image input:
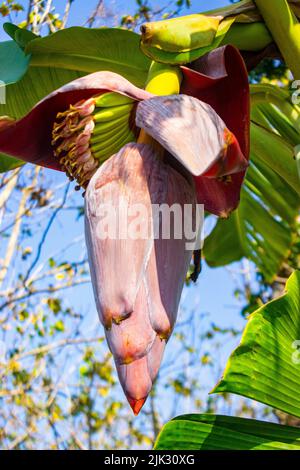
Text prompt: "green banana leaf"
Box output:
[[212, 271, 300, 418], [154, 413, 300, 450], [204, 86, 300, 282], [25, 27, 150, 88], [0, 26, 150, 117]]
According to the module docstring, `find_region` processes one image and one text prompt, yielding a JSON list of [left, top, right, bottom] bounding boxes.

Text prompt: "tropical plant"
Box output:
[[0, 0, 299, 450]]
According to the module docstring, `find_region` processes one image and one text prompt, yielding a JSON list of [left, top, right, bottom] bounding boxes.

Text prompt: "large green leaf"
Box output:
[[204, 85, 300, 282], [26, 27, 150, 88], [204, 135, 299, 281], [154, 413, 300, 450], [251, 125, 300, 194], [213, 271, 300, 418], [0, 26, 150, 118]]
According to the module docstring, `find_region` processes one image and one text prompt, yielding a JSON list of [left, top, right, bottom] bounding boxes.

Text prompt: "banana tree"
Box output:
[[0, 0, 299, 429]]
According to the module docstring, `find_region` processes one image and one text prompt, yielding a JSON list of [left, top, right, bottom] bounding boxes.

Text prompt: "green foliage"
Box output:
[[155, 272, 300, 450], [213, 271, 300, 418], [204, 85, 300, 282], [154, 414, 300, 450], [25, 27, 150, 88]]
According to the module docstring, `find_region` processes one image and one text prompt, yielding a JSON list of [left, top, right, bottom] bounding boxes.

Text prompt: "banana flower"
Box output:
[[0, 45, 249, 413], [85, 142, 197, 414]]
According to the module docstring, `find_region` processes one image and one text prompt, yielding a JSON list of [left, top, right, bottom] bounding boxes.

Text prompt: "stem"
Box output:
[[138, 61, 182, 144], [254, 0, 300, 79]]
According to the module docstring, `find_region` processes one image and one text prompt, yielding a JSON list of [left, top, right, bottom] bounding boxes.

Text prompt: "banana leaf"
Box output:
[[204, 85, 300, 282], [154, 413, 300, 450], [212, 271, 300, 418], [26, 27, 150, 88]]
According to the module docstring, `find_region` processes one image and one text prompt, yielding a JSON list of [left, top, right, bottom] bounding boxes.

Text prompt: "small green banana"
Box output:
[[93, 129, 135, 162], [91, 112, 132, 136], [91, 124, 133, 152], [221, 22, 272, 51], [93, 103, 133, 123], [91, 121, 130, 145], [95, 92, 135, 108]]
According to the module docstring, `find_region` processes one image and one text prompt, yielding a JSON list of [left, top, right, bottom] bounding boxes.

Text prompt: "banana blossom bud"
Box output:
[[85, 143, 197, 414]]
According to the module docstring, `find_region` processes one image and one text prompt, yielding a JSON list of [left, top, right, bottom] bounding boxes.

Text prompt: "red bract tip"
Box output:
[[127, 397, 147, 416]]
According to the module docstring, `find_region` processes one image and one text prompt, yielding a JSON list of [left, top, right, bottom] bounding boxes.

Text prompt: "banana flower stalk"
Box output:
[[0, 45, 249, 413]]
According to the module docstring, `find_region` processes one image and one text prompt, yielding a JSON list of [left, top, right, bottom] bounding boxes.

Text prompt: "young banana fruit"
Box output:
[[141, 14, 221, 52], [140, 15, 236, 64]]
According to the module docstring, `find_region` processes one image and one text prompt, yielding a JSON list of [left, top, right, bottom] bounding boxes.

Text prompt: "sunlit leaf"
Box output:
[[154, 413, 300, 450], [26, 27, 150, 87], [213, 271, 300, 418]]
